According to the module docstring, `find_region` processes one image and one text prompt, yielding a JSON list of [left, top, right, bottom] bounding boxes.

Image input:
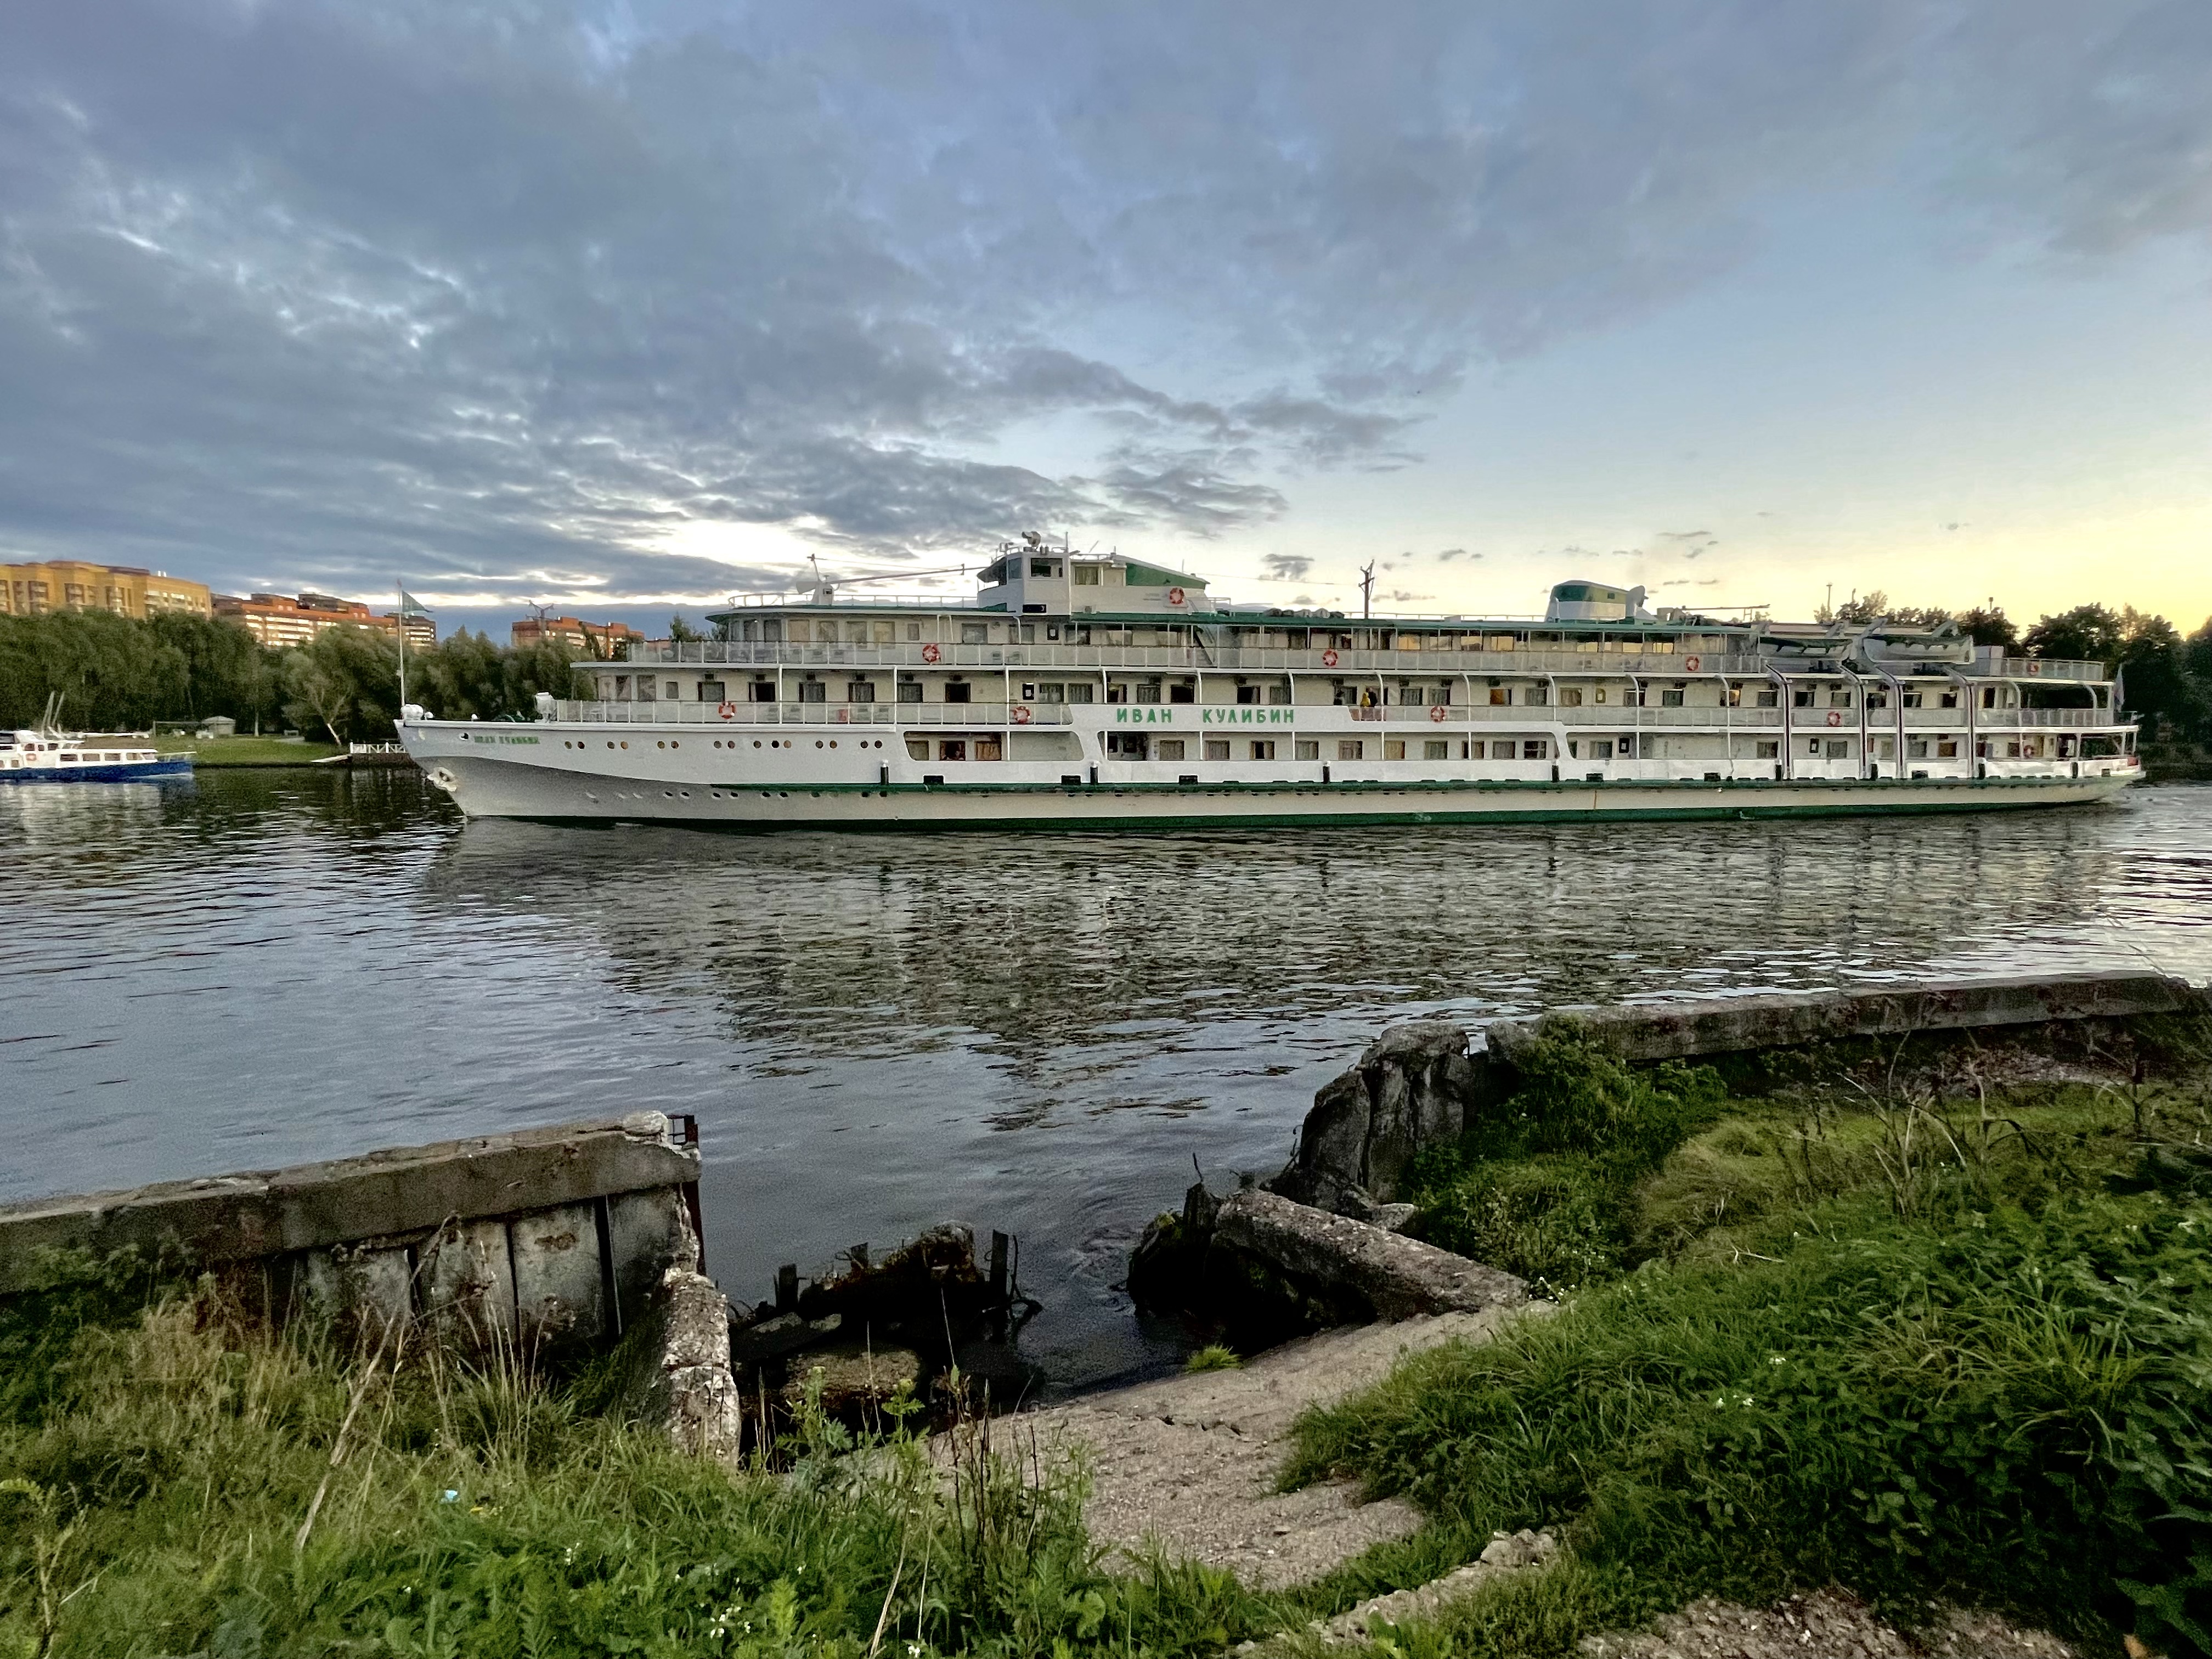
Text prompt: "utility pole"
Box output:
[[1359, 560, 1376, 622]]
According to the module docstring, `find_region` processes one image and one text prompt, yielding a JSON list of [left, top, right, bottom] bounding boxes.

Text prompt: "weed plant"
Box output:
[[1296, 1054, 2212, 1657], [0, 1259, 1263, 1658]]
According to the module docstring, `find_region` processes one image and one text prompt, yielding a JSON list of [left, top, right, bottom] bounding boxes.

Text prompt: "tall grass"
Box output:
[[1296, 1057, 2212, 1657], [0, 1265, 1262, 1658]]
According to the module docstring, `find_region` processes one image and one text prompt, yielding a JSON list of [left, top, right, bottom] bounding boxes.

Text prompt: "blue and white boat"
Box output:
[[1, 729, 193, 782]]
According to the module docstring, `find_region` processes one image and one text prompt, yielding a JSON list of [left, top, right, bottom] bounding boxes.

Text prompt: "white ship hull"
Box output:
[[402, 718, 2139, 828]]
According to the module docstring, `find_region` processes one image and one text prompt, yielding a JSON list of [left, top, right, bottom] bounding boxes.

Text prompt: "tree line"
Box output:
[[1812, 592, 2212, 743], [0, 610, 586, 742]]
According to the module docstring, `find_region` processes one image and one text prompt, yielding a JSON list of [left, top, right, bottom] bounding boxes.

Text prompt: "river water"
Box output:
[[5, 771, 2211, 1389]]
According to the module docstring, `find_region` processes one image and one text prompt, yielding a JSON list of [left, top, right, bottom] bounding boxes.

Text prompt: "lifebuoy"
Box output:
[[1321, 648, 1340, 669], [1012, 704, 1034, 724], [1684, 655, 1701, 673], [1167, 586, 1185, 606], [1826, 709, 1844, 727], [1428, 704, 1448, 723], [2025, 660, 2042, 676], [921, 642, 940, 663], [717, 700, 737, 720]]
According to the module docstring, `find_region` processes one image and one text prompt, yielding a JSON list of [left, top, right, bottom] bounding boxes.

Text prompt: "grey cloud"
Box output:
[[2, 0, 2205, 602], [1261, 552, 1314, 580]]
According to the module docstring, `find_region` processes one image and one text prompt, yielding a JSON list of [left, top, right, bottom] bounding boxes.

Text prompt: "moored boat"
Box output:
[[0, 730, 193, 782], [400, 541, 2140, 828]]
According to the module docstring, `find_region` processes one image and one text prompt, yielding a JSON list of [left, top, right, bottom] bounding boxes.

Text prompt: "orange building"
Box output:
[[0, 559, 212, 619], [511, 616, 644, 657], [213, 592, 435, 650]]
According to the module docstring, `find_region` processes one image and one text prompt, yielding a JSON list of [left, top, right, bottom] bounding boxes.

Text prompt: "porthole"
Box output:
[[679, 790, 691, 798], [815, 740, 825, 749], [672, 741, 679, 748], [663, 790, 674, 798], [606, 741, 614, 749], [753, 740, 762, 748], [619, 741, 628, 749], [657, 740, 665, 749], [828, 741, 838, 749]]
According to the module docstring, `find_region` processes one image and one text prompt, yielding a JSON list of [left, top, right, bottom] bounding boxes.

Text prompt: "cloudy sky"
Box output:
[[5, 0, 2210, 637]]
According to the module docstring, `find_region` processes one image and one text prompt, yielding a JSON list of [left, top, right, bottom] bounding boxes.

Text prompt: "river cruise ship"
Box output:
[[1, 731, 191, 783], [401, 541, 2139, 827]]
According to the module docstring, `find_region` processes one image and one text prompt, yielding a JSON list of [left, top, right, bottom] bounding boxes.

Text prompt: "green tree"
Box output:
[[1954, 605, 2018, 650], [2023, 603, 2124, 665], [668, 612, 704, 644], [282, 627, 399, 743]]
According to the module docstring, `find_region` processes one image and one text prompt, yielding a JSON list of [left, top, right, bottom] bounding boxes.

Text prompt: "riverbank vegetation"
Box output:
[[4, 1025, 2208, 1657], [1291, 1020, 2212, 1658], [0, 610, 584, 741]]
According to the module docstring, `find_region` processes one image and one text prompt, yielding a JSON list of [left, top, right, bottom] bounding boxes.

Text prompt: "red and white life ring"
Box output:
[[1167, 586, 1185, 606], [1321, 648, 1340, 669], [2025, 660, 2042, 676], [1011, 704, 1034, 724], [1826, 709, 1844, 727], [921, 642, 941, 663], [1429, 704, 1448, 723], [717, 700, 737, 720], [1684, 655, 1701, 673]]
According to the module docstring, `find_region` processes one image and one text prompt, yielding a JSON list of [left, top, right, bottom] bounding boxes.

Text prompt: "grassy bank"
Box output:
[[156, 734, 347, 766], [6, 1028, 2209, 1658], [1289, 1022, 2212, 1658]]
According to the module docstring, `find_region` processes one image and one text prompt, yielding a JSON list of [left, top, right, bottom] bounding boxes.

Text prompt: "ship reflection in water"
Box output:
[[4, 770, 2209, 1390]]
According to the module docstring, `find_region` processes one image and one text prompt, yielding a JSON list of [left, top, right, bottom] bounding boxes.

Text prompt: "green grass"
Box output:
[[1291, 1024, 2212, 1658], [1184, 1345, 1243, 1374], [155, 734, 347, 765]]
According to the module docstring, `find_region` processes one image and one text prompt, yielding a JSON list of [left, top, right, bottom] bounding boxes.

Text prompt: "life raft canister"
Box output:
[[1429, 704, 1447, 723], [717, 700, 737, 720], [921, 642, 941, 663]]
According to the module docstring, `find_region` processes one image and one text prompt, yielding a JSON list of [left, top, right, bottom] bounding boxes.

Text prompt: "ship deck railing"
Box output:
[[542, 701, 2126, 732]]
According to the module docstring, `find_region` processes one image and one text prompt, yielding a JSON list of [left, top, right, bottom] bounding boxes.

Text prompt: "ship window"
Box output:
[[1660, 689, 1685, 707], [1488, 686, 1510, 706], [1073, 565, 1101, 585], [1268, 682, 1291, 705], [1866, 691, 1888, 709], [905, 738, 928, 759], [700, 680, 725, 702], [1236, 684, 1259, 705], [1331, 684, 1355, 706], [1594, 688, 1608, 703], [944, 682, 971, 704], [1794, 688, 1814, 707], [1338, 739, 1363, 760], [1169, 682, 1195, 704], [1031, 559, 1057, 577], [1560, 687, 1583, 707], [1942, 691, 1960, 708], [663, 681, 678, 700], [1524, 686, 1548, 706], [1135, 682, 1160, 704], [938, 740, 967, 761], [874, 622, 896, 645], [1205, 740, 1229, 760], [1106, 733, 1146, 758], [1251, 740, 1277, 760], [1938, 738, 1959, 758], [898, 681, 922, 703], [1424, 740, 1448, 760], [1807, 738, 1823, 755], [749, 680, 775, 702], [1384, 739, 1406, 760], [1158, 739, 1186, 760], [798, 681, 826, 703], [1756, 689, 1779, 707], [906, 623, 922, 641], [848, 681, 874, 703], [1826, 740, 1850, 759], [1522, 740, 1548, 760], [1830, 690, 1852, 707], [1065, 683, 1094, 703], [1295, 740, 1319, 760], [1590, 740, 1613, 760], [1399, 686, 1425, 706], [976, 737, 1003, 760], [1037, 682, 1065, 702], [614, 675, 631, 698]]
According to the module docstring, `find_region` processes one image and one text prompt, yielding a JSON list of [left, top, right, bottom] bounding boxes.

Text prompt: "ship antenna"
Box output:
[[1359, 559, 1376, 621]]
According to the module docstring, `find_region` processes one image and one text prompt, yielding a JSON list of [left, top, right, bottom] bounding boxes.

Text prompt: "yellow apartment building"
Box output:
[[0, 560, 213, 619]]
